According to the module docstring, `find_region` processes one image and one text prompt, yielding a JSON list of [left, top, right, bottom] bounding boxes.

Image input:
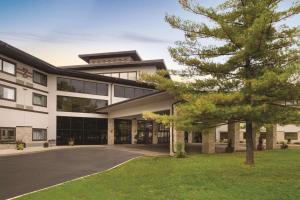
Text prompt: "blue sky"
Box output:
[[0, 0, 299, 69]]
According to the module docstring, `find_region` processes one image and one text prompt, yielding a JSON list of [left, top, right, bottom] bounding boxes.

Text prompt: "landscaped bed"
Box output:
[[18, 150, 300, 200]]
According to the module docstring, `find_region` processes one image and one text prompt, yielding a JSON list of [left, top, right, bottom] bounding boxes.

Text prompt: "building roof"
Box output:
[[95, 91, 168, 112], [0, 40, 155, 89], [59, 59, 167, 71], [79, 50, 142, 63]]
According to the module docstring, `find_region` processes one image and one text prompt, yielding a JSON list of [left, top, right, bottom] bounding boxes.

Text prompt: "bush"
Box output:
[[175, 142, 186, 158], [43, 142, 49, 148], [16, 140, 25, 150], [280, 142, 288, 149]]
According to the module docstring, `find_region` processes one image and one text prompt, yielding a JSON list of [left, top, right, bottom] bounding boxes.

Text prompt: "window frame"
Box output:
[[0, 57, 16, 76], [57, 77, 109, 96], [33, 70, 48, 86], [0, 84, 16, 102], [32, 92, 47, 107], [32, 128, 47, 141], [0, 127, 16, 143]]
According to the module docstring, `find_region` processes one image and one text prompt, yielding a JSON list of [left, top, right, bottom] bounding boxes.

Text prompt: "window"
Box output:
[[128, 72, 137, 81], [57, 96, 108, 113], [57, 77, 108, 96], [114, 85, 155, 98], [284, 132, 298, 140], [114, 85, 125, 97], [120, 72, 128, 79], [111, 73, 119, 78], [84, 81, 97, 95], [124, 87, 134, 98], [71, 79, 84, 93], [1, 59, 16, 75], [0, 128, 15, 143], [33, 70, 47, 86], [32, 129, 47, 141], [97, 83, 108, 96], [33, 93, 47, 107], [0, 84, 16, 101]]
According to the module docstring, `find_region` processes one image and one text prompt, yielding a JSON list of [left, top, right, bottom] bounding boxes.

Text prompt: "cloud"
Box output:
[[117, 32, 172, 44], [0, 31, 98, 43]]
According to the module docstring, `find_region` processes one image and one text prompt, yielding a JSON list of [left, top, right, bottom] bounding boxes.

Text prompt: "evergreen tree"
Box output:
[[143, 0, 300, 165]]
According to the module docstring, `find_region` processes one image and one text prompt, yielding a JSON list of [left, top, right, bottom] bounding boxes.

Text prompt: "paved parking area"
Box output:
[[0, 147, 140, 200]]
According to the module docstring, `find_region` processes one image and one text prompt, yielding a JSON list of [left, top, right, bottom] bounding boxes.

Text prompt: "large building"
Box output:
[[0, 41, 299, 154]]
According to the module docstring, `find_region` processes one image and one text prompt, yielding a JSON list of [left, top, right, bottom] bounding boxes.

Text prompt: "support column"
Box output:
[[173, 128, 185, 154], [188, 132, 193, 144], [107, 118, 114, 145], [252, 123, 260, 150], [131, 119, 137, 144], [202, 127, 216, 154], [266, 124, 277, 150], [152, 122, 158, 144], [228, 122, 240, 151]]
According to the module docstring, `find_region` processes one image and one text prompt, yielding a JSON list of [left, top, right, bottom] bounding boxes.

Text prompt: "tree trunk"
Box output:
[[245, 120, 255, 165]]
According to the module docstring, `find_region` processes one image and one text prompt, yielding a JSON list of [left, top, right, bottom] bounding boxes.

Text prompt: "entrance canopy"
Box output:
[[95, 91, 176, 119]]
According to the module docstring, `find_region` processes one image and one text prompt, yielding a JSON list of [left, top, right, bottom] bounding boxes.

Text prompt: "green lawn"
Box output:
[[19, 150, 300, 200]]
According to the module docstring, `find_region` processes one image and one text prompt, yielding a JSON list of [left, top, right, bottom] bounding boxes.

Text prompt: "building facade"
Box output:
[[0, 41, 299, 153]]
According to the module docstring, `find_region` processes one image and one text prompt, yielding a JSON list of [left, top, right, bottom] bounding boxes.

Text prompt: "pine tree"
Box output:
[[143, 0, 300, 165]]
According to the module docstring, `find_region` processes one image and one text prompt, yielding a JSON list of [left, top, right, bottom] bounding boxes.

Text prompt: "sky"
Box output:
[[0, 0, 299, 70]]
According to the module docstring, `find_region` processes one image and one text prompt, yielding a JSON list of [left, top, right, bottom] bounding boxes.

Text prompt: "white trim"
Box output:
[[8, 156, 141, 200]]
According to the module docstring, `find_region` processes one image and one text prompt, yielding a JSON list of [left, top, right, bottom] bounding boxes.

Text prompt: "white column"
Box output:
[[202, 127, 216, 154], [266, 124, 277, 150], [152, 122, 158, 144], [228, 122, 240, 151], [131, 119, 137, 144], [107, 118, 114, 145]]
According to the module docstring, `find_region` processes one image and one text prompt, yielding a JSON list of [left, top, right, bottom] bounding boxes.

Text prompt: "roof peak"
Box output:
[[78, 50, 142, 63]]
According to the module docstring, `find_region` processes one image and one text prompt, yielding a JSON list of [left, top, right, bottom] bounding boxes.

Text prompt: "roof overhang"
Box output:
[[79, 50, 142, 63], [95, 91, 176, 118], [60, 59, 167, 71]]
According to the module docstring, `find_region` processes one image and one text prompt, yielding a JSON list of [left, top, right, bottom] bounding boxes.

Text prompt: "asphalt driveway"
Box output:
[[0, 147, 140, 200]]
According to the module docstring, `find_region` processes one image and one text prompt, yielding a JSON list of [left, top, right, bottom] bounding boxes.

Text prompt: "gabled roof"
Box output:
[[59, 59, 167, 70], [79, 50, 142, 63], [0, 40, 155, 89]]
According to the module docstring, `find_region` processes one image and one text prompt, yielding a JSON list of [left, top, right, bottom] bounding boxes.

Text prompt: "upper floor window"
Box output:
[[100, 71, 137, 81], [57, 77, 108, 96], [33, 70, 47, 86], [33, 93, 47, 107], [57, 95, 108, 113], [0, 128, 15, 143], [0, 58, 16, 75], [114, 85, 154, 98], [0, 84, 16, 101]]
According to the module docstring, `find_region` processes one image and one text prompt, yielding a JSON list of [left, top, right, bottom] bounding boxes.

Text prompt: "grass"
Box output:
[[19, 150, 300, 200]]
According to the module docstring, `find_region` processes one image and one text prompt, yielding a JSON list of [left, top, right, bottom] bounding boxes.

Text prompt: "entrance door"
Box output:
[[157, 123, 170, 144], [57, 116, 107, 145], [114, 119, 132, 144], [137, 120, 153, 144]]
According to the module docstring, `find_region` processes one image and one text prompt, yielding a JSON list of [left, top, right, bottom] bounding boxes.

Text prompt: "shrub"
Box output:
[[175, 142, 186, 158], [280, 142, 288, 149], [16, 140, 25, 150], [43, 142, 49, 148]]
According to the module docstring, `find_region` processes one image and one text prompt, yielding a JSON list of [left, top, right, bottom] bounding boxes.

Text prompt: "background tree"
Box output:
[[142, 0, 300, 165]]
